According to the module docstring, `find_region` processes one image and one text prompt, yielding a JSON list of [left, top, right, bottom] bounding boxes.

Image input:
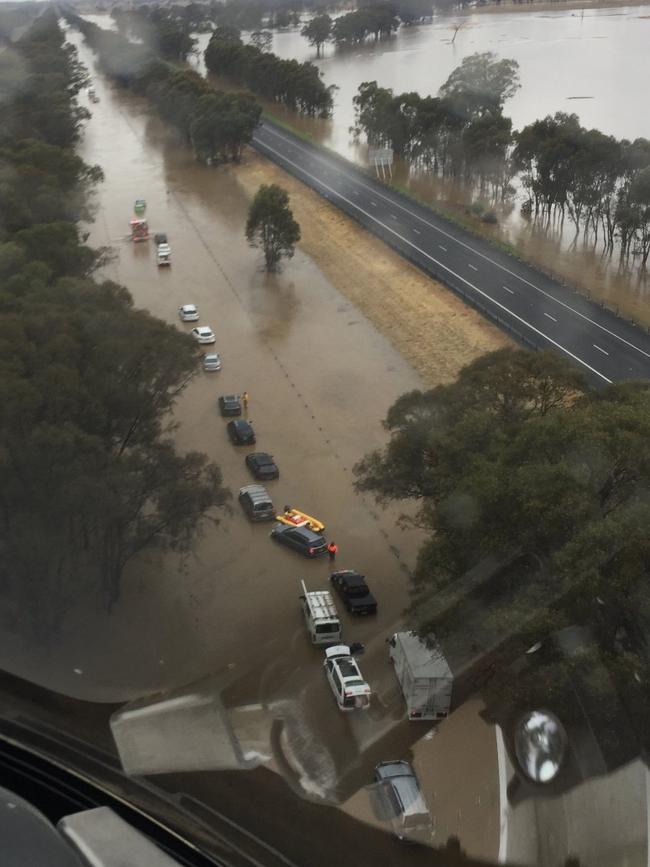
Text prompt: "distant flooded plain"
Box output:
[[192, 7, 650, 319]]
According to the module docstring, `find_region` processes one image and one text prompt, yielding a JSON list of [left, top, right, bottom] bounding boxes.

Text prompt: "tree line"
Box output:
[[355, 348, 650, 771], [0, 11, 229, 635], [353, 52, 650, 268], [204, 25, 334, 118], [110, 5, 197, 61], [331, 6, 400, 45], [111, 2, 216, 36], [354, 53, 519, 202], [65, 13, 262, 165], [515, 114, 650, 265], [300, 2, 435, 54]]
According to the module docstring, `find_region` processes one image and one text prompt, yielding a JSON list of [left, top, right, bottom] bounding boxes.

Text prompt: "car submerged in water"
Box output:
[[156, 243, 171, 266], [270, 523, 328, 558], [330, 570, 377, 615], [227, 419, 256, 445], [245, 452, 279, 480], [191, 326, 215, 344], [202, 353, 222, 372], [324, 645, 371, 711]]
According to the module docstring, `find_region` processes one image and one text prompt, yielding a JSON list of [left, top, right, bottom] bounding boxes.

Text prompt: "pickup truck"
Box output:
[[330, 570, 377, 615]]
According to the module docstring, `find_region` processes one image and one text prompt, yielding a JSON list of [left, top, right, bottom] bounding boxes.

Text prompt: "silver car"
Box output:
[[179, 304, 199, 322], [373, 761, 432, 842], [203, 353, 222, 372], [191, 326, 216, 344]]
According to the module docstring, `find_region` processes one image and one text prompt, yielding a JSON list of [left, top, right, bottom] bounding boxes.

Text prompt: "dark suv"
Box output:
[[270, 524, 328, 558], [219, 394, 242, 417], [245, 452, 279, 480], [227, 419, 256, 445]]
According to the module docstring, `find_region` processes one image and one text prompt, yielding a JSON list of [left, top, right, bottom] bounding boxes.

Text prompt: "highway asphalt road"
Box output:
[[253, 120, 650, 387]]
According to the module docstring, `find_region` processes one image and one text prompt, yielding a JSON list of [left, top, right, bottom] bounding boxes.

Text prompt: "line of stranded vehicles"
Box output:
[[203, 337, 454, 728], [129, 199, 171, 266], [129, 201, 452, 844], [131, 200, 452, 735]]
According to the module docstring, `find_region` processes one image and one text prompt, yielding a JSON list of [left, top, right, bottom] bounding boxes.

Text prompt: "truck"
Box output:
[[299, 580, 341, 646], [130, 218, 149, 243], [387, 631, 453, 721], [156, 242, 172, 266]]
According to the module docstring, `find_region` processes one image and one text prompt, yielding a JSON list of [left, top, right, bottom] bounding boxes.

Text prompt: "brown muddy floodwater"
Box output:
[[192, 6, 650, 320], [8, 27, 423, 703]]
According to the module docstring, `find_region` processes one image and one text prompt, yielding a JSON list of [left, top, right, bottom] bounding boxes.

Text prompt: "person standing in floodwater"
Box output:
[[242, 391, 249, 414], [327, 541, 338, 562]]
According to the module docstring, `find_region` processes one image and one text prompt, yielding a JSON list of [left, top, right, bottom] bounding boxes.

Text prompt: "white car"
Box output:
[[191, 326, 216, 344], [179, 304, 199, 322], [203, 353, 222, 372], [323, 645, 371, 711], [156, 243, 171, 266]]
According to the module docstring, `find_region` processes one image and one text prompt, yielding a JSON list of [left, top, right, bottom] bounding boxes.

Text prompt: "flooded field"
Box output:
[[191, 6, 650, 320]]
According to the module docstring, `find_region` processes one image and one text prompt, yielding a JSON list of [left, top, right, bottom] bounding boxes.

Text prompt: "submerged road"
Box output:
[[254, 120, 650, 387]]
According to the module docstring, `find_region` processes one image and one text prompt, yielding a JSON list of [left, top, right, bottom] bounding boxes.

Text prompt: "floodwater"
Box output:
[[269, 6, 650, 144], [8, 29, 423, 702], [191, 6, 650, 320]]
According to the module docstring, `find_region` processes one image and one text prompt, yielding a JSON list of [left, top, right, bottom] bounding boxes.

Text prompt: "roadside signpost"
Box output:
[[369, 146, 393, 180]]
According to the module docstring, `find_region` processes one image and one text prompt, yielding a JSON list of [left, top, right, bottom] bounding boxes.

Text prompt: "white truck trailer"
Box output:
[[300, 580, 342, 646], [388, 631, 453, 721]]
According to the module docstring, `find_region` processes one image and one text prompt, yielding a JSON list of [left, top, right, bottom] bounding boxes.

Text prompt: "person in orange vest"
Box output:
[[327, 540, 338, 562]]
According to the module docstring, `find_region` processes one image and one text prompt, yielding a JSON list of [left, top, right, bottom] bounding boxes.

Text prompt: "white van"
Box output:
[[300, 580, 341, 646]]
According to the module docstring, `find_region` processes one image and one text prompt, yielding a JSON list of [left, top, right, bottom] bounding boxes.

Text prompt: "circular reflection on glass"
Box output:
[[514, 710, 567, 783]]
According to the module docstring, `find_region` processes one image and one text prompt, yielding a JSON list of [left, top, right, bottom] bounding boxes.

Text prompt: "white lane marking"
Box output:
[[468, 263, 478, 271], [413, 228, 421, 235], [593, 344, 610, 356], [255, 136, 612, 384], [353, 191, 359, 197], [260, 124, 650, 362], [438, 244, 447, 252], [544, 312, 558, 322], [496, 726, 509, 864], [390, 213, 398, 220], [370, 200, 377, 207], [503, 285, 515, 294]]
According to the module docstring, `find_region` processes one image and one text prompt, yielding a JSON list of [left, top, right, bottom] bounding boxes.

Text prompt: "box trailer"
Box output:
[[388, 631, 453, 721]]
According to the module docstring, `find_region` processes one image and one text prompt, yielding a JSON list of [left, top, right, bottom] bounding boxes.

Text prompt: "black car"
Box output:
[[219, 394, 242, 417], [330, 570, 378, 615], [270, 523, 328, 558], [227, 419, 256, 445], [245, 452, 279, 480]]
